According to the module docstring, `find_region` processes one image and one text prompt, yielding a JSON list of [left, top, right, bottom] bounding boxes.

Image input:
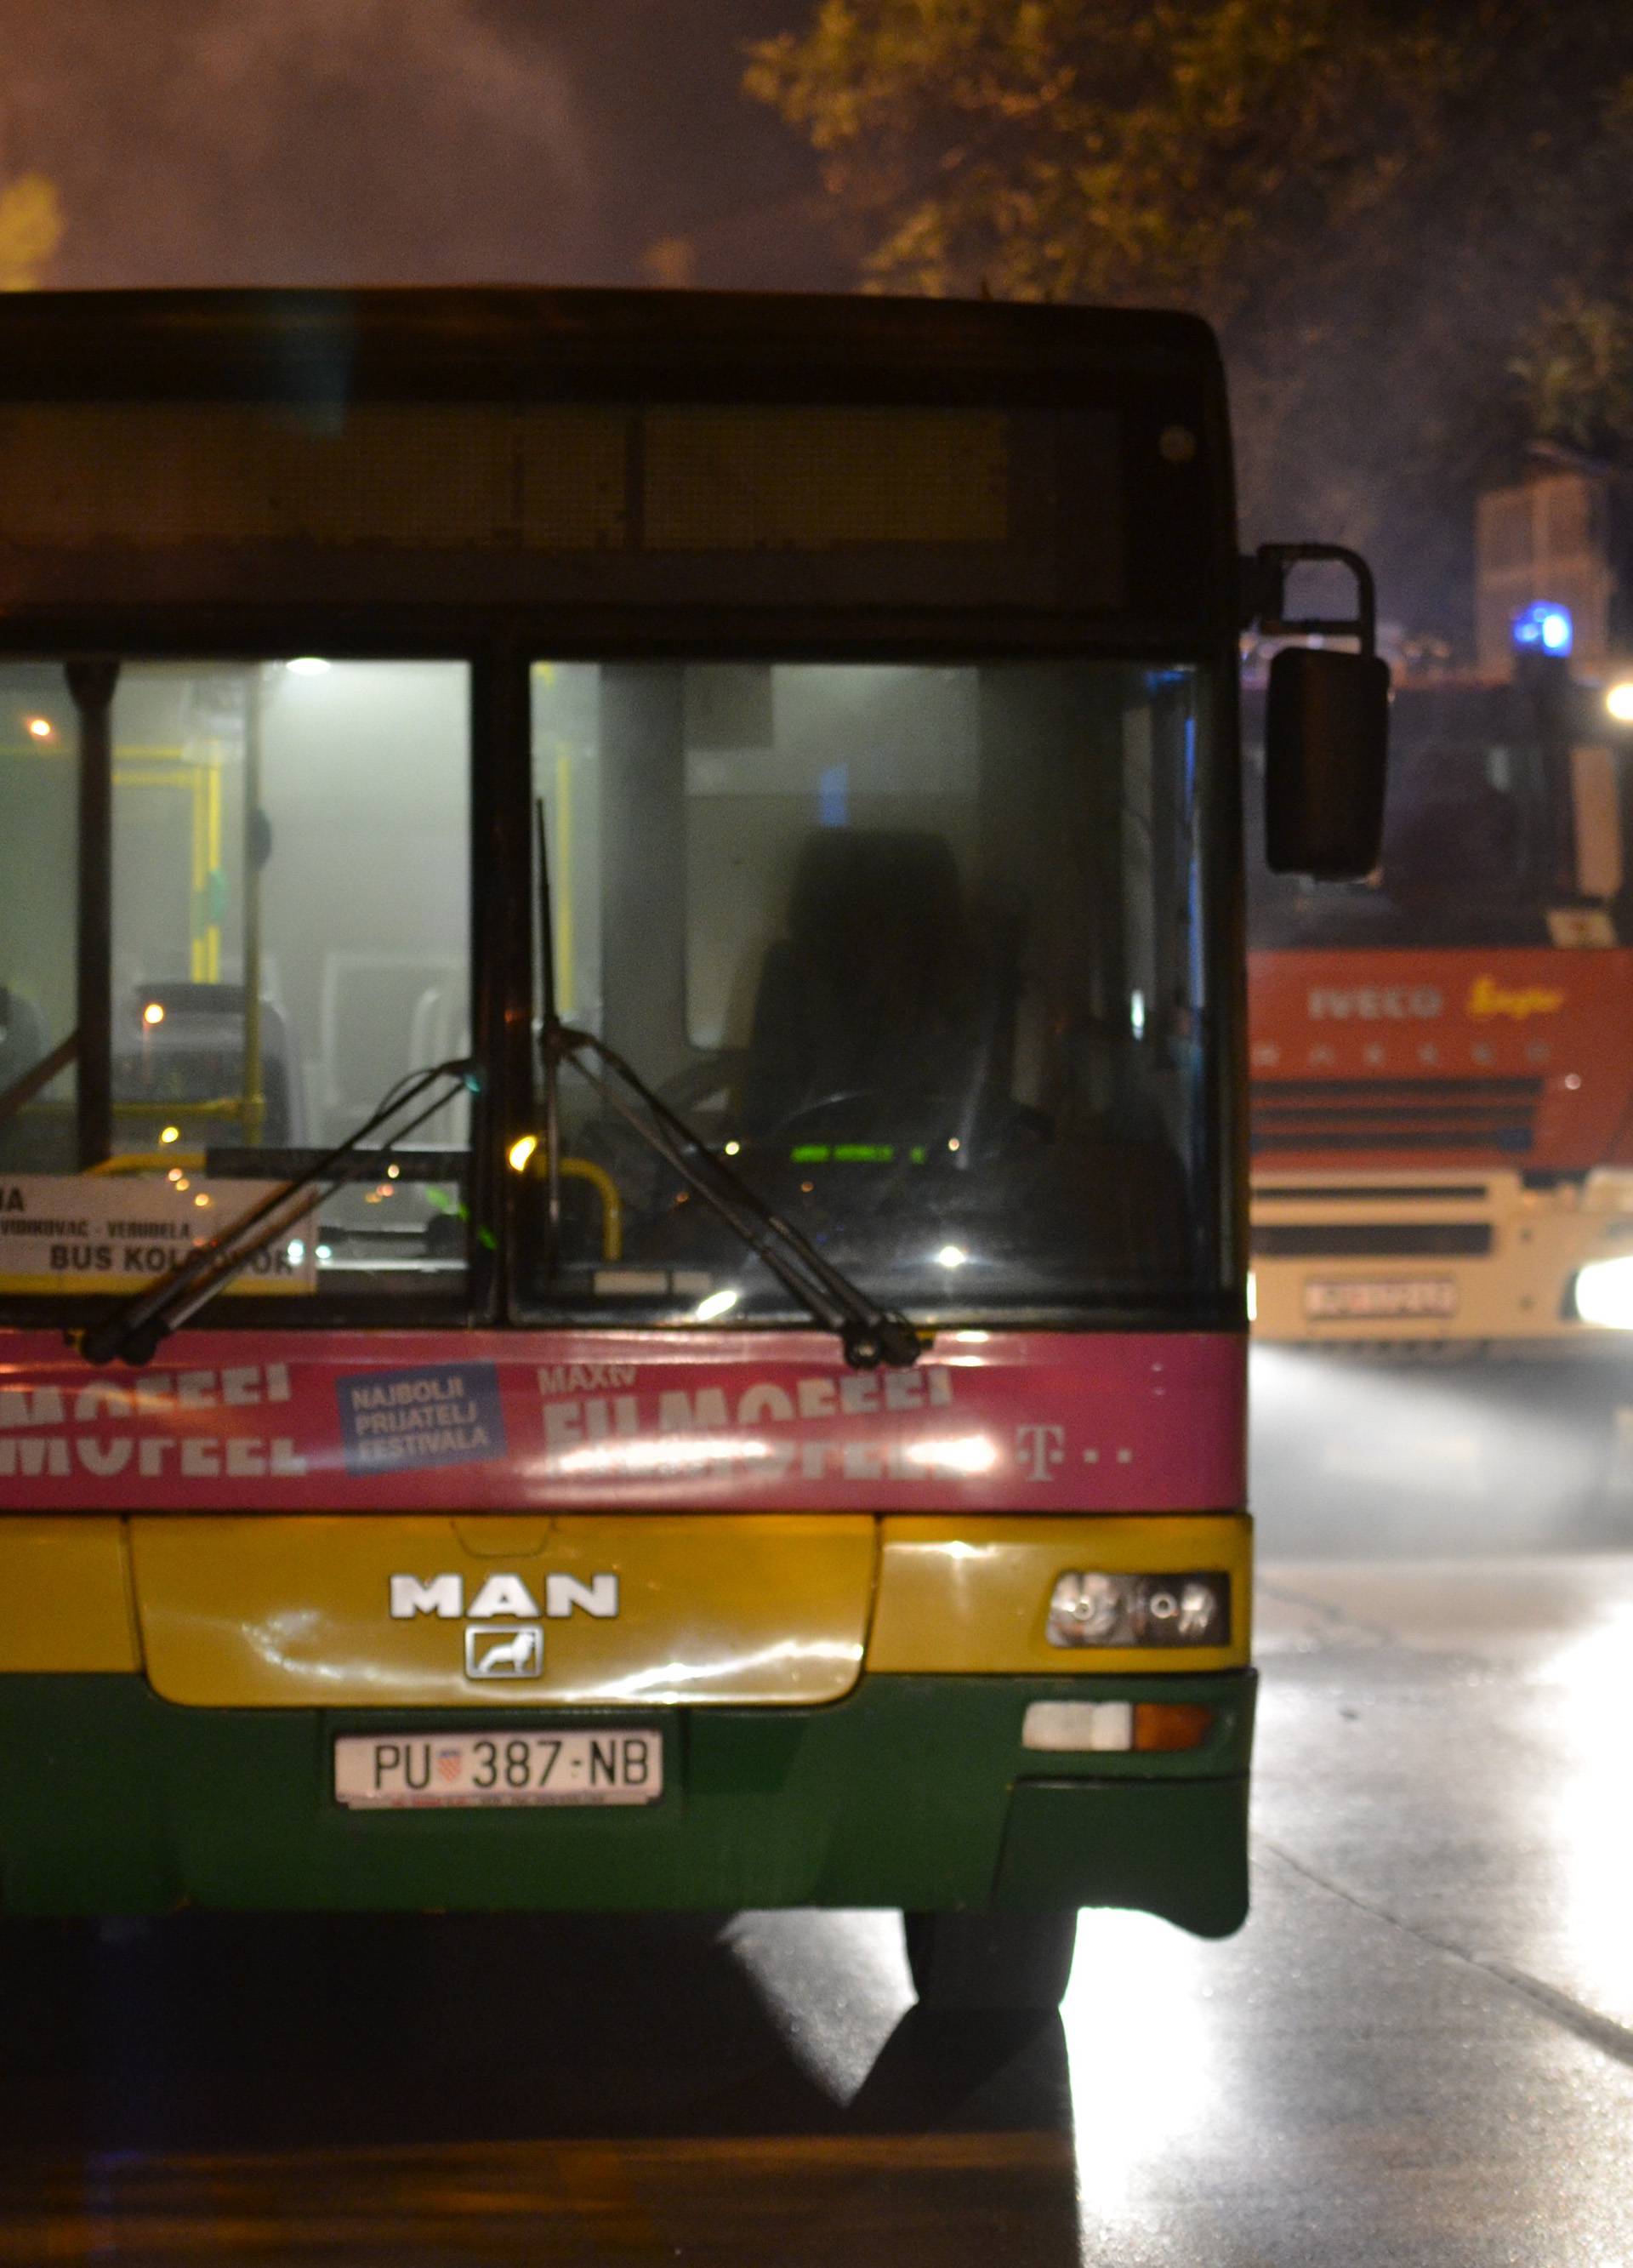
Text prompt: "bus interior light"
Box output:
[[507, 1134, 538, 1173], [141, 1001, 165, 1027], [25, 715, 52, 739], [1572, 1254, 1633, 1329], [1606, 681, 1633, 724], [693, 1287, 740, 1321]]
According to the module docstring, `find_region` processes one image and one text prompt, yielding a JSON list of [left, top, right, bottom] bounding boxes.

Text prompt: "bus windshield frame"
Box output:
[[0, 288, 1247, 1342], [515, 646, 1234, 1335]]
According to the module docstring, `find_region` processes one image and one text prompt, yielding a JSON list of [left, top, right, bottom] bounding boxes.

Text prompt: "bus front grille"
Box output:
[[1250, 1222, 1494, 1258], [1250, 1078, 1542, 1156]]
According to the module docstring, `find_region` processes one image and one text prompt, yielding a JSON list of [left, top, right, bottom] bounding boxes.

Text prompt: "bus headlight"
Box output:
[[1572, 1254, 1633, 1329], [1046, 1570, 1230, 1647]]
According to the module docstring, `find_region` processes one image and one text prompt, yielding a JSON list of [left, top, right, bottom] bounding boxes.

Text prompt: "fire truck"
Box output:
[[1248, 461, 1633, 1348]]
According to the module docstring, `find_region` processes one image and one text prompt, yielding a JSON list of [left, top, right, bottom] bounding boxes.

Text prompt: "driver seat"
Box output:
[[740, 829, 979, 1139]]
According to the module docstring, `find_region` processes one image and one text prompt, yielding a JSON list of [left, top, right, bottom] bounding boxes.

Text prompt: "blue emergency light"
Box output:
[[1511, 601, 1573, 656]]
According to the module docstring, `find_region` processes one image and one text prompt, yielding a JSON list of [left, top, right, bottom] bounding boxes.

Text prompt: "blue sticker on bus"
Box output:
[[336, 1364, 507, 1474]]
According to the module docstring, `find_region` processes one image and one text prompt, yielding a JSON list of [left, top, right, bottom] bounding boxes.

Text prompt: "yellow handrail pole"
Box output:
[[87, 1150, 207, 1177], [112, 1096, 243, 1119], [546, 1154, 623, 1262], [190, 755, 208, 978], [241, 671, 266, 1147], [206, 757, 223, 981]]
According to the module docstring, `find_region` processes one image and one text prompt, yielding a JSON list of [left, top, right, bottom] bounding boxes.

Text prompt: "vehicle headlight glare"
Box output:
[[1046, 1570, 1229, 1648], [1573, 1254, 1633, 1329]]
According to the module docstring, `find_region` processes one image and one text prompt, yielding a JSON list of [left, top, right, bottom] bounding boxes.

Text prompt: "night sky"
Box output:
[[0, 0, 842, 291]]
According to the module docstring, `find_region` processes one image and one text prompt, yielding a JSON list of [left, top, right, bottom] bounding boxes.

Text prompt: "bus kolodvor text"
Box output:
[[0, 290, 1385, 2009]]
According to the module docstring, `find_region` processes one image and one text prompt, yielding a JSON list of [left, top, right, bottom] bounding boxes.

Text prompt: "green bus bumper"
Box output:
[[0, 1669, 1254, 1936]]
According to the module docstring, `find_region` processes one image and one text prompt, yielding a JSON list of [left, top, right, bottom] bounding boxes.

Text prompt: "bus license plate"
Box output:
[[333, 1729, 663, 1809], [1304, 1277, 1459, 1321]]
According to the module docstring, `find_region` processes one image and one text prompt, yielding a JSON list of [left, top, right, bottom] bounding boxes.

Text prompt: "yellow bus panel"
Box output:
[[867, 1514, 1252, 1673], [129, 1513, 875, 1708], [0, 1518, 139, 1672]]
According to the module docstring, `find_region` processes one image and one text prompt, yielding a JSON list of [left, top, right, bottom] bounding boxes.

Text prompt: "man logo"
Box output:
[[389, 1572, 619, 1621], [465, 1625, 543, 1680], [388, 1570, 613, 1684]]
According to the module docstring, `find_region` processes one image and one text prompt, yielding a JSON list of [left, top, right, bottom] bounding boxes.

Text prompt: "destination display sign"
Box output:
[[0, 1176, 316, 1296]]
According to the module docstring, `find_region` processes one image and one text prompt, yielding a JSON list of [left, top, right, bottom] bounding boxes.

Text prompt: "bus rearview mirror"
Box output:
[[1264, 647, 1390, 879]]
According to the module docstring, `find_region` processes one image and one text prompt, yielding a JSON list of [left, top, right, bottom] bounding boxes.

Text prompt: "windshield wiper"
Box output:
[[535, 807, 919, 1370], [77, 1056, 479, 1368]]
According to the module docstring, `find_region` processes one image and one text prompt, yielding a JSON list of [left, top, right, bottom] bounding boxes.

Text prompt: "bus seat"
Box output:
[[318, 950, 464, 1141], [406, 984, 471, 1147], [0, 989, 64, 1169], [116, 981, 304, 1146], [740, 829, 980, 1137]]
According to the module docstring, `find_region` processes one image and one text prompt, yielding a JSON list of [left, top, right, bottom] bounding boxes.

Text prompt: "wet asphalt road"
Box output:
[[4, 1348, 1633, 2265]]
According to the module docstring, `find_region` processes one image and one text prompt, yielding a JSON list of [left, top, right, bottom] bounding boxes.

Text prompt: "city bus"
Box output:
[[1247, 644, 1633, 1348], [0, 288, 1381, 2009]]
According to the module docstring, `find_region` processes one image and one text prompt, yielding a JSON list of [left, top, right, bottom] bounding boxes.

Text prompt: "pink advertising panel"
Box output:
[[0, 1328, 1244, 1514]]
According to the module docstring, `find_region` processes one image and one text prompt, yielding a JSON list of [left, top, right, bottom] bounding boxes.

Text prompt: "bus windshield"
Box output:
[[523, 656, 1226, 1325]]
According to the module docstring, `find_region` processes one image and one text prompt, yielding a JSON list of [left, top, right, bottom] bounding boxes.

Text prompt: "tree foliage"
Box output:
[[1508, 81, 1633, 461], [1511, 292, 1633, 459], [746, 1, 1451, 312], [747, 3, 1633, 635], [0, 173, 64, 292]]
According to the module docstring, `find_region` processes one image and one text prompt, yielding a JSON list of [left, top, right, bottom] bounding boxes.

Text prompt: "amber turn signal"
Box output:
[[1131, 1702, 1214, 1752]]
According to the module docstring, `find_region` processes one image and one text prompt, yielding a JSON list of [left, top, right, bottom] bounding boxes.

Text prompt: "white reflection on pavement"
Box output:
[[1541, 1598, 1633, 2031], [1062, 1909, 1213, 2225]]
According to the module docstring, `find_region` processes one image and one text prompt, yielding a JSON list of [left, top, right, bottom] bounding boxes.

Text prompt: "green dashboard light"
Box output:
[[788, 1141, 896, 1165]]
